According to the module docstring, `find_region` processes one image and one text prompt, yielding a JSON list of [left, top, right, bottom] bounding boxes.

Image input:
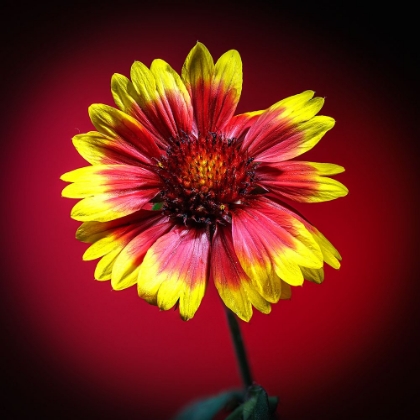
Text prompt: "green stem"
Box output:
[[225, 307, 253, 390]]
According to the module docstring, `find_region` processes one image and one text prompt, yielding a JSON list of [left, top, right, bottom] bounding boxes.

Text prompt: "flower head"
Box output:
[[61, 43, 348, 321]]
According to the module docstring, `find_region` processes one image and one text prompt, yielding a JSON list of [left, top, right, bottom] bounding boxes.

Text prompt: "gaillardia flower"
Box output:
[[61, 42, 348, 321]]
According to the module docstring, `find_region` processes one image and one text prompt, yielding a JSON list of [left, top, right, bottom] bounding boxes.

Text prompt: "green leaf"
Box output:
[[172, 389, 243, 420]]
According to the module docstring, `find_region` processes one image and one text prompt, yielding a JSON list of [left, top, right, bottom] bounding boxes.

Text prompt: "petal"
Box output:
[[138, 228, 210, 320], [150, 59, 193, 135], [182, 44, 242, 135], [223, 110, 264, 140], [72, 131, 152, 166], [258, 161, 348, 203], [209, 48, 242, 131], [111, 218, 173, 290], [78, 211, 167, 282], [61, 165, 161, 222], [270, 90, 324, 123], [280, 281, 292, 299], [111, 73, 141, 114], [61, 164, 160, 197], [266, 197, 342, 270], [301, 267, 325, 284], [130, 60, 187, 142], [232, 199, 323, 293], [181, 42, 215, 135], [82, 212, 165, 261], [94, 247, 122, 281], [76, 210, 156, 243], [111, 73, 168, 149], [310, 228, 342, 269], [242, 91, 334, 162], [211, 226, 271, 322], [88, 104, 161, 163]]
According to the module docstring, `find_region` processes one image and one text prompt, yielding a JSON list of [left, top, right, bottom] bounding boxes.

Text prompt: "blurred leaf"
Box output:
[[226, 385, 278, 420], [267, 396, 278, 414], [172, 389, 243, 420]]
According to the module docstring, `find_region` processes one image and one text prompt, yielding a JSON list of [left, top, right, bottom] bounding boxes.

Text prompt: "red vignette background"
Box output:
[[1, 2, 418, 419]]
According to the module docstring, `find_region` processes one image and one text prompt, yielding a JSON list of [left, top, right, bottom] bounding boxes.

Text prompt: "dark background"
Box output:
[[1, 1, 419, 419]]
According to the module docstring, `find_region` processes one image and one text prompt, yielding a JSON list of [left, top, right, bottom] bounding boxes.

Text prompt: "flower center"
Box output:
[[155, 133, 258, 227]]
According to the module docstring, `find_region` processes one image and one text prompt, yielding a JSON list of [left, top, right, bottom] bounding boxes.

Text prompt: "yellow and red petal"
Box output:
[[232, 199, 323, 294], [181, 42, 214, 135], [72, 131, 152, 167], [181, 43, 242, 135], [258, 161, 348, 203], [111, 219, 173, 290], [81, 212, 165, 261], [242, 91, 334, 162], [75, 210, 158, 243], [77, 211, 168, 282], [210, 48, 242, 131], [231, 209, 281, 302], [61, 165, 161, 222], [211, 226, 271, 322], [150, 59, 193, 134], [127, 59, 193, 142], [267, 197, 342, 270], [137, 228, 210, 320], [223, 110, 264, 140], [111, 73, 168, 149], [270, 90, 324, 123], [88, 104, 161, 164]]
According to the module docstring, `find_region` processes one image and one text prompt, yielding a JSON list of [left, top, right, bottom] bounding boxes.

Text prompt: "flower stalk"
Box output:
[[225, 307, 253, 390]]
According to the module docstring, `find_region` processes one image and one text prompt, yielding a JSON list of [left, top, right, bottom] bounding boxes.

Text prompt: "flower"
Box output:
[[61, 42, 348, 321]]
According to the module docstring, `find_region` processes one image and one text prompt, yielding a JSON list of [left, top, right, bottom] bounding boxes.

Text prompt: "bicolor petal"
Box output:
[[111, 218, 173, 290], [75, 210, 157, 243], [61, 165, 161, 222], [267, 197, 342, 270], [211, 226, 271, 321], [150, 59, 193, 134], [232, 199, 323, 294], [138, 228, 210, 320], [88, 104, 161, 163], [223, 110, 264, 140], [258, 161, 348, 203], [181, 42, 215, 135], [182, 44, 242, 134], [242, 91, 334, 162], [72, 131, 156, 166], [210, 48, 242, 131], [77, 211, 167, 282], [128, 59, 194, 142], [111, 73, 168, 149]]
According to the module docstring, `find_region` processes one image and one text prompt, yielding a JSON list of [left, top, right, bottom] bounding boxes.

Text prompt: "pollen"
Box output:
[[156, 133, 258, 226]]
